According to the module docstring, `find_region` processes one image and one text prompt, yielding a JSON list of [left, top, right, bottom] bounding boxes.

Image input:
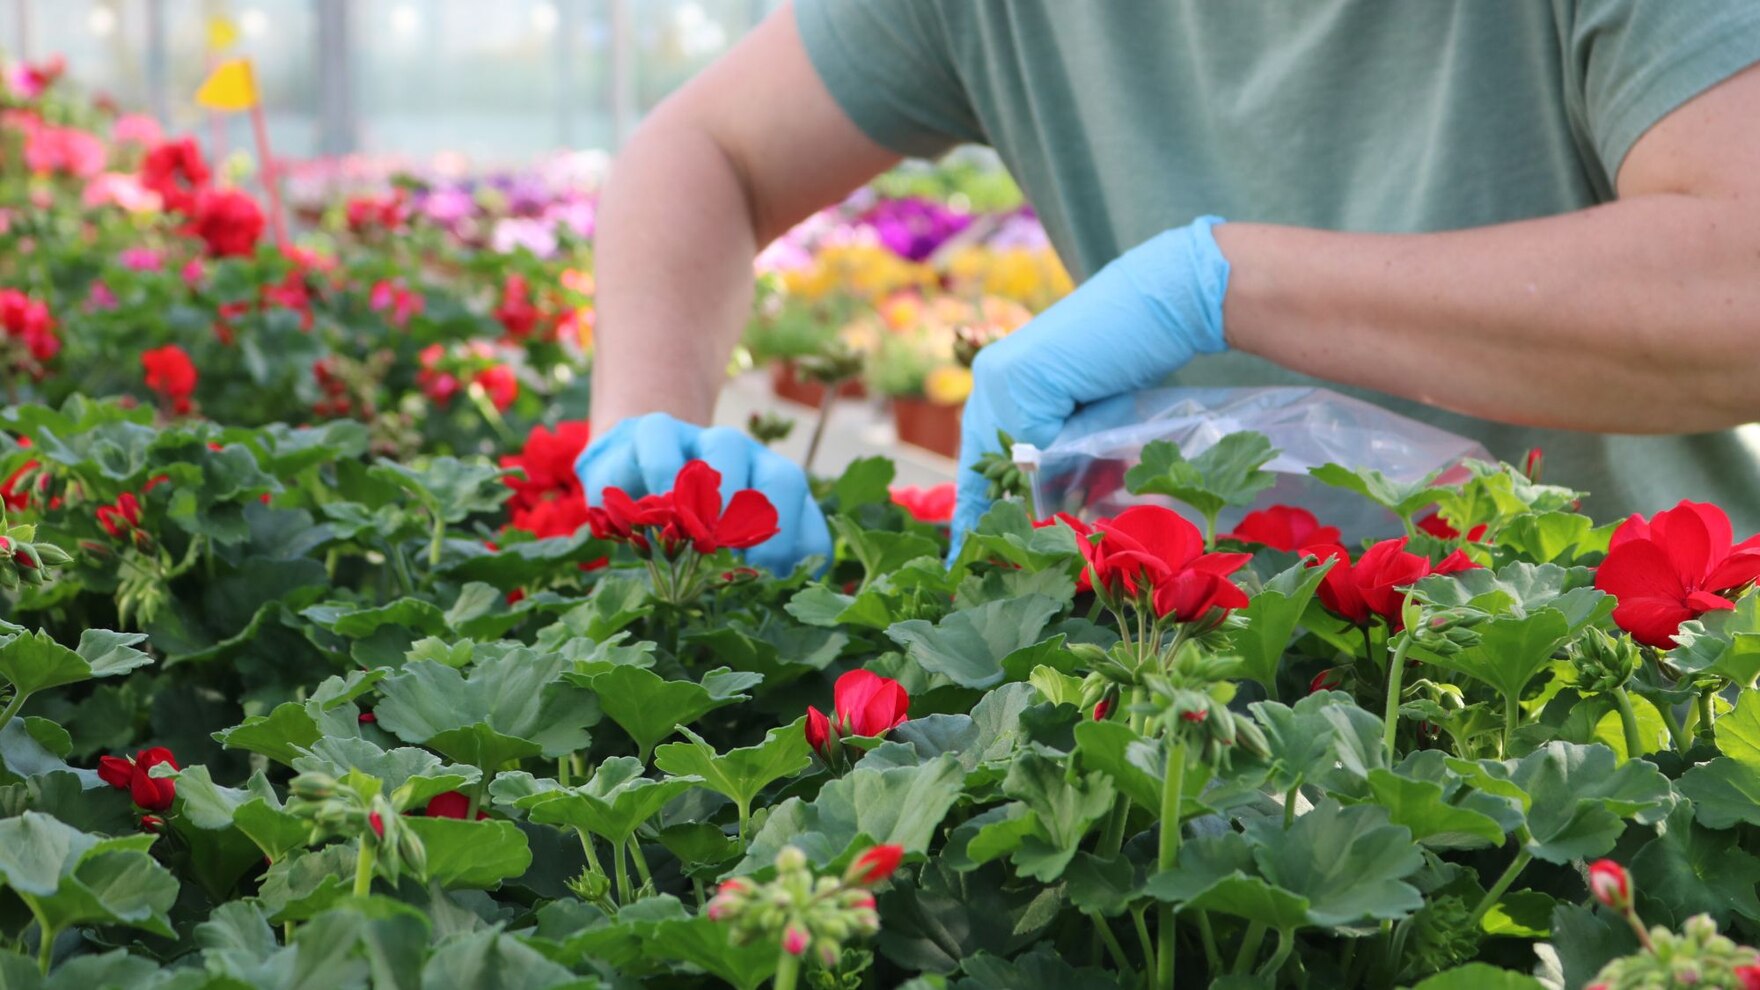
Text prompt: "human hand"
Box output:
[[950, 215, 1233, 546], [576, 412, 832, 574]]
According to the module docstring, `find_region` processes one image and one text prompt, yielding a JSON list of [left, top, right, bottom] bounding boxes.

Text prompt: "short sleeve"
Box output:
[[1571, 0, 1760, 178], [794, 0, 984, 158]]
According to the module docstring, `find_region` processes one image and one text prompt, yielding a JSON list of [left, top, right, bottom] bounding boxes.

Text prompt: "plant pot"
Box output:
[[769, 360, 866, 407], [893, 395, 962, 459]]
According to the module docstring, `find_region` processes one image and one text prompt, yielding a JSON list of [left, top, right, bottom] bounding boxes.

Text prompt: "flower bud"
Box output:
[[290, 772, 338, 800], [845, 844, 904, 887], [774, 846, 809, 874], [1589, 859, 1632, 912], [781, 924, 811, 957]]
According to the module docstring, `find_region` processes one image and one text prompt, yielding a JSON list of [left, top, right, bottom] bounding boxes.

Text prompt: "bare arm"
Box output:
[[1219, 64, 1760, 434], [590, 4, 900, 431]]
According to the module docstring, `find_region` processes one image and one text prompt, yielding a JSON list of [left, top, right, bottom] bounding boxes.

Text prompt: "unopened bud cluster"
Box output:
[[0, 521, 70, 589], [1570, 627, 1641, 694], [1142, 647, 1268, 770], [707, 844, 896, 969], [1588, 914, 1760, 990], [286, 770, 428, 883], [1407, 606, 1484, 656]]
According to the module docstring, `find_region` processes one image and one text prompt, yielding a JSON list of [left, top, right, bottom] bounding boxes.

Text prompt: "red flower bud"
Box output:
[[782, 924, 810, 956], [368, 810, 385, 839], [1588, 859, 1631, 912], [846, 844, 904, 886], [1180, 709, 1208, 723], [1092, 698, 1113, 721], [1309, 668, 1343, 694], [805, 705, 832, 759]]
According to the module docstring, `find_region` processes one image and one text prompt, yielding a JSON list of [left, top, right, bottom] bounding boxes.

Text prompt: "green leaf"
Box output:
[[1072, 719, 1207, 817], [1629, 803, 1760, 927], [0, 812, 176, 939], [1497, 512, 1614, 565], [0, 628, 152, 697], [644, 915, 776, 990], [496, 758, 701, 847], [1250, 691, 1387, 791], [1124, 433, 1278, 518], [1481, 890, 1556, 938], [1144, 831, 1312, 930], [367, 456, 510, 522], [1458, 742, 1673, 864], [1309, 463, 1443, 519], [1229, 558, 1332, 692], [1711, 681, 1760, 769], [741, 755, 965, 872], [1243, 799, 1425, 926], [652, 720, 812, 814], [1364, 766, 1506, 851], [1677, 758, 1760, 829], [887, 595, 1062, 689], [402, 817, 533, 889], [994, 752, 1115, 880], [829, 456, 896, 510], [830, 516, 941, 587], [1409, 964, 1545, 990], [1062, 852, 1141, 916], [1669, 591, 1760, 685], [421, 929, 591, 990], [952, 499, 1082, 573], [374, 652, 599, 768], [585, 665, 760, 760]]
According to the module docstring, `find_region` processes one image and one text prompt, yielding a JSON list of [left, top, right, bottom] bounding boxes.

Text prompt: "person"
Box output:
[[580, 0, 1760, 571]]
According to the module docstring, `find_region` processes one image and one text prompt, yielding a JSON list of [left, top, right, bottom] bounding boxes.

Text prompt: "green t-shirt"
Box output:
[[797, 0, 1760, 531]]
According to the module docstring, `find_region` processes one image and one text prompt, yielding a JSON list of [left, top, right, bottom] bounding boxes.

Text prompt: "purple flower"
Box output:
[[857, 196, 973, 262]]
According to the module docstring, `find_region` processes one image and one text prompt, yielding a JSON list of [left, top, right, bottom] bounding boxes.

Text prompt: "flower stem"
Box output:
[[28, 903, 52, 975], [1156, 737, 1188, 989], [1089, 911, 1133, 974], [629, 839, 654, 894], [1502, 691, 1521, 759], [802, 377, 839, 474], [773, 948, 802, 990], [737, 799, 751, 846], [0, 689, 30, 737], [613, 839, 633, 905], [1258, 928, 1295, 980], [427, 512, 446, 568], [1231, 921, 1267, 974], [1611, 687, 1646, 759], [353, 840, 377, 898], [1696, 685, 1718, 741], [1465, 846, 1532, 931], [1382, 633, 1412, 762], [577, 830, 603, 877]]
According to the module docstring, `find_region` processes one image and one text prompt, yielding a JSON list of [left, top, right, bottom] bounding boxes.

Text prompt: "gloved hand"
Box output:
[[576, 412, 832, 574], [951, 215, 1233, 546]]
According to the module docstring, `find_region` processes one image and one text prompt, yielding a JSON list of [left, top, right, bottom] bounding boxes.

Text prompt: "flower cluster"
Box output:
[[1053, 505, 1252, 624], [888, 483, 956, 525], [141, 344, 199, 415], [1586, 860, 1760, 989], [1221, 504, 1339, 552], [586, 460, 780, 604], [0, 288, 58, 372], [805, 669, 910, 771], [1595, 500, 1760, 649], [1306, 538, 1478, 629], [708, 844, 897, 971], [97, 746, 179, 812], [500, 420, 593, 539]]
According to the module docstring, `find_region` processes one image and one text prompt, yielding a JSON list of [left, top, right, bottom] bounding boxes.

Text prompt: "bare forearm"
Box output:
[[1219, 196, 1760, 434], [590, 124, 760, 429]]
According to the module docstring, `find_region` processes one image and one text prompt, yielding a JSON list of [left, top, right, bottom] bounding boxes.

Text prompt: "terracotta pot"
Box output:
[[893, 396, 962, 459], [769, 360, 866, 407]]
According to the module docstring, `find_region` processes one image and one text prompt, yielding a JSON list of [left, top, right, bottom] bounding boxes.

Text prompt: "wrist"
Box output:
[[1118, 215, 1232, 356], [1209, 222, 1294, 361]]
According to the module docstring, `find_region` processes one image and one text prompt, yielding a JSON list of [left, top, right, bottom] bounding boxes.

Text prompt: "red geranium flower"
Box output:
[[141, 345, 198, 414], [1416, 511, 1488, 543], [474, 364, 519, 411], [345, 192, 404, 233], [1, 437, 37, 513], [1222, 505, 1341, 552], [501, 420, 593, 540], [140, 137, 211, 213], [1306, 537, 1480, 628], [845, 844, 904, 886], [96, 492, 142, 538], [1075, 506, 1251, 621], [0, 288, 59, 364], [805, 669, 909, 759], [494, 273, 545, 340], [96, 747, 179, 811], [184, 187, 265, 258], [1594, 500, 1760, 649], [671, 461, 781, 554], [889, 483, 956, 525], [423, 791, 488, 820]]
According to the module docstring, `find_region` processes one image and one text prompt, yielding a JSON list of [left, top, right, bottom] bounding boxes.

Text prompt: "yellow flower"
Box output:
[[924, 365, 973, 406], [879, 292, 925, 332]]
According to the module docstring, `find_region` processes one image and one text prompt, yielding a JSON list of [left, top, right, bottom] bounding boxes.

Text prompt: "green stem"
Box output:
[[773, 948, 802, 990], [737, 799, 751, 846], [1611, 687, 1646, 759], [1201, 511, 1217, 550], [1157, 737, 1188, 988], [283, 921, 294, 945], [0, 690, 30, 737], [1502, 690, 1521, 759], [577, 830, 604, 876], [1197, 911, 1221, 973], [467, 768, 494, 822], [559, 755, 572, 788], [389, 542, 416, 596], [1130, 908, 1155, 988], [802, 376, 839, 474], [29, 903, 52, 975], [1466, 846, 1533, 930], [1383, 633, 1412, 762], [1258, 928, 1295, 980], [1283, 777, 1302, 829], [1089, 911, 1133, 974], [1232, 921, 1267, 974], [427, 512, 445, 568], [1099, 796, 1131, 858], [353, 840, 377, 898], [1657, 702, 1687, 753], [613, 839, 633, 905], [1697, 685, 1718, 741], [629, 839, 654, 894]]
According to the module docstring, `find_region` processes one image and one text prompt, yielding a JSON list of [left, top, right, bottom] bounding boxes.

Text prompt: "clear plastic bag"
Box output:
[[1031, 386, 1490, 541]]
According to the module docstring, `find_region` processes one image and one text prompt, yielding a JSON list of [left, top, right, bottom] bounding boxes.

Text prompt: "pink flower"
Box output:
[[85, 281, 118, 311], [112, 113, 163, 147], [25, 124, 106, 178], [82, 172, 161, 213], [1588, 859, 1631, 912]]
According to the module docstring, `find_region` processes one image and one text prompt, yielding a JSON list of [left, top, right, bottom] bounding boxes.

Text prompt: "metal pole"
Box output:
[[145, 0, 169, 122], [608, 0, 634, 147], [14, 0, 32, 60]]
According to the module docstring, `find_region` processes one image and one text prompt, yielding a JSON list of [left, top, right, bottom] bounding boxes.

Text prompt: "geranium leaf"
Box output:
[[584, 665, 759, 761], [257, 846, 356, 923], [402, 818, 533, 889], [830, 516, 941, 587], [420, 929, 587, 990], [1124, 433, 1278, 518], [652, 720, 812, 814], [1309, 463, 1443, 519], [1677, 758, 1760, 829], [1229, 558, 1332, 693], [955, 946, 1134, 990], [1457, 742, 1673, 863], [1497, 512, 1614, 565], [0, 812, 177, 939], [1242, 799, 1426, 927], [828, 456, 896, 510], [643, 915, 777, 990], [1410, 964, 1546, 990], [1145, 831, 1312, 930], [887, 594, 1062, 689], [367, 456, 511, 522], [1670, 591, 1760, 691], [1073, 720, 1206, 815], [1628, 803, 1760, 928], [1364, 767, 1506, 850], [952, 499, 1082, 573], [740, 755, 965, 872], [374, 652, 599, 767], [997, 752, 1115, 880], [0, 627, 152, 697], [499, 759, 702, 847]]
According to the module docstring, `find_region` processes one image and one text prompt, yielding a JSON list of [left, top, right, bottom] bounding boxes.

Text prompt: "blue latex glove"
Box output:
[[951, 215, 1233, 546], [576, 412, 832, 574]]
